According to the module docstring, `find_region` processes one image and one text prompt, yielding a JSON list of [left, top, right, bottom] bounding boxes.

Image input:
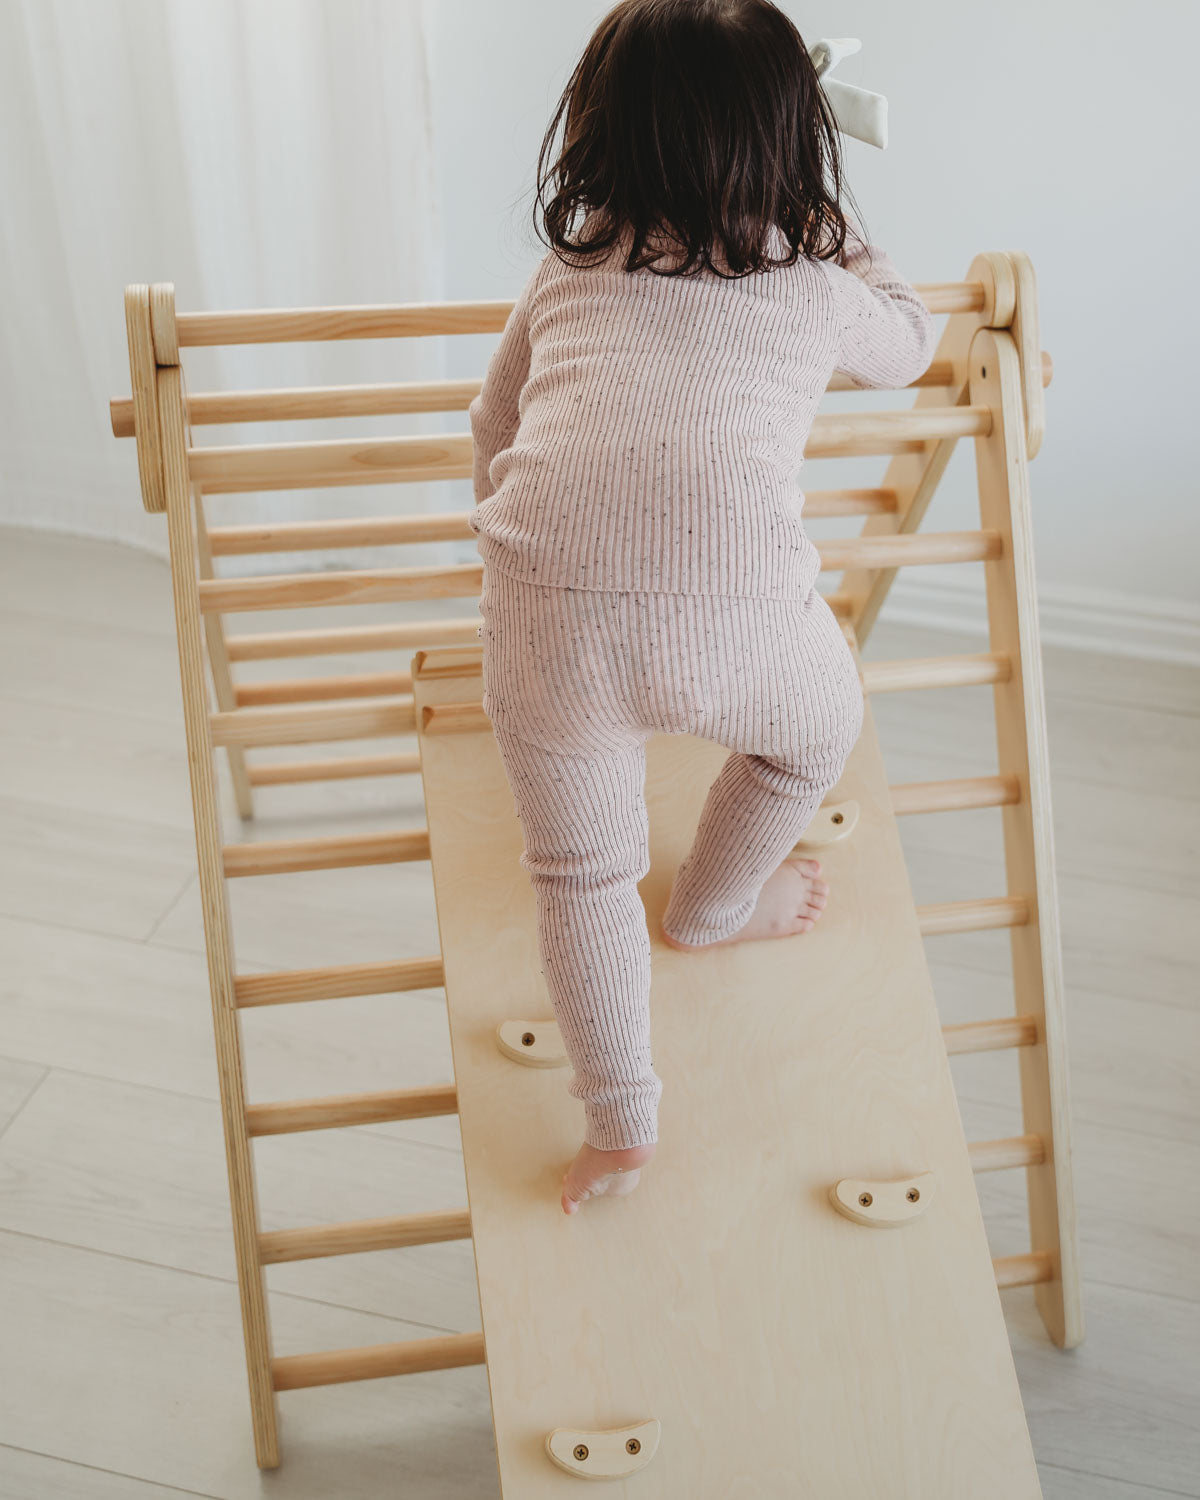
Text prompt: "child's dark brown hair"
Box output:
[[535, 0, 851, 280]]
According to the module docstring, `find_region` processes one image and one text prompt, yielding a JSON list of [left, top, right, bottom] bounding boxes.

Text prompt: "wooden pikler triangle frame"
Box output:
[[112, 252, 1081, 1491]]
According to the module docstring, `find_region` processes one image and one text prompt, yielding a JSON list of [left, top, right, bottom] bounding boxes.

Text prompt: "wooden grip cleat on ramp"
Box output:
[[830, 1171, 937, 1226], [545, 1419, 661, 1480], [496, 1018, 569, 1067], [793, 799, 859, 851]]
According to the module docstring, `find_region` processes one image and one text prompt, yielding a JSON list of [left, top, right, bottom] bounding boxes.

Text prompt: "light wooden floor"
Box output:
[[0, 526, 1196, 1500]]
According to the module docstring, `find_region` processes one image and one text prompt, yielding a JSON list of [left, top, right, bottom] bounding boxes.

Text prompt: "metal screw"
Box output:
[[626, 1438, 641, 1455], [574, 1444, 589, 1462], [907, 1188, 920, 1202], [521, 1032, 535, 1047], [831, 812, 844, 825], [859, 1192, 873, 1207]]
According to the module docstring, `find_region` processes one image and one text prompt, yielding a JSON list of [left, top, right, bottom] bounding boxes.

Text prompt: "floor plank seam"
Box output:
[[0, 1226, 476, 1337], [0, 1441, 224, 1500], [0, 1066, 50, 1144], [1037, 1459, 1199, 1498]]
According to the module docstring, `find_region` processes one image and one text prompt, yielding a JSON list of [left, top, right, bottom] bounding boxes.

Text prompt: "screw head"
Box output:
[[907, 1187, 920, 1202], [573, 1444, 589, 1462], [859, 1191, 873, 1208], [831, 812, 844, 825], [626, 1438, 641, 1455], [521, 1032, 535, 1047]]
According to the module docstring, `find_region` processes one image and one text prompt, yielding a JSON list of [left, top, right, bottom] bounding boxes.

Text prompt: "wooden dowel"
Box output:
[[179, 301, 515, 346], [420, 701, 492, 737], [816, 529, 1002, 572], [245, 1083, 458, 1136], [189, 434, 474, 493], [202, 535, 996, 624], [170, 284, 979, 350], [226, 619, 481, 662], [258, 1208, 472, 1265], [210, 512, 476, 555], [942, 1015, 1039, 1055], [235, 957, 444, 1008], [109, 359, 965, 439], [271, 1331, 485, 1392], [804, 488, 898, 518], [862, 653, 1012, 695], [247, 753, 420, 786], [210, 697, 416, 748], [186, 408, 991, 495], [993, 1252, 1054, 1290], [223, 828, 431, 878], [199, 565, 482, 614], [235, 672, 414, 707], [918, 896, 1030, 936], [969, 1134, 1046, 1173], [891, 774, 1021, 816]]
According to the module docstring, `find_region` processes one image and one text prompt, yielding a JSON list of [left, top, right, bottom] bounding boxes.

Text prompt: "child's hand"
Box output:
[[562, 1141, 656, 1215]]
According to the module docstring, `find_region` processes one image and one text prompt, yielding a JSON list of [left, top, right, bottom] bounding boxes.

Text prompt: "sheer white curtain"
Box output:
[[0, 0, 446, 555]]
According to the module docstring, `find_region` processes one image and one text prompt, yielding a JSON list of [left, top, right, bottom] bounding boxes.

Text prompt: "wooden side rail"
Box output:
[[258, 1208, 473, 1265], [272, 1332, 486, 1392], [245, 1084, 459, 1137], [234, 957, 444, 1008]]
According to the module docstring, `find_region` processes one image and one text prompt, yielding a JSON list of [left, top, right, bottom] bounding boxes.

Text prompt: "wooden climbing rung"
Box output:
[[258, 1208, 472, 1265], [234, 671, 413, 707], [918, 896, 1030, 936], [199, 564, 482, 612], [245, 1084, 458, 1137], [246, 753, 421, 785], [862, 653, 1011, 693], [226, 619, 482, 662], [233, 957, 444, 1008], [271, 1331, 486, 1392], [994, 1252, 1054, 1291], [942, 1016, 1038, 1054], [222, 828, 430, 878], [209, 697, 416, 748], [185, 408, 992, 495], [892, 774, 1021, 815], [969, 1135, 1046, 1173]]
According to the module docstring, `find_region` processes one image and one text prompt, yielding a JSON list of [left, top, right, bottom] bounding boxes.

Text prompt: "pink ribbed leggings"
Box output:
[[479, 567, 864, 1151]]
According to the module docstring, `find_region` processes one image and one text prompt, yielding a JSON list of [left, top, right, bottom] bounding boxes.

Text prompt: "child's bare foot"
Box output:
[[562, 1141, 656, 1215], [661, 858, 828, 952]]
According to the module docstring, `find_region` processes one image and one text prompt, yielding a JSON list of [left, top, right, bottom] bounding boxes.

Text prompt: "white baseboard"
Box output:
[[878, 575, 1200, 668]]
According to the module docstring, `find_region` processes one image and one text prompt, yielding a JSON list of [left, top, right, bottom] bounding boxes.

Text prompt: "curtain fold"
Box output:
[[0, 0, 446, 557]]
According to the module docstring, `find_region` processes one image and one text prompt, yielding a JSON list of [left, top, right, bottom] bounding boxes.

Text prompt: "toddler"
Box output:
[[467, 0, 936, 1214]]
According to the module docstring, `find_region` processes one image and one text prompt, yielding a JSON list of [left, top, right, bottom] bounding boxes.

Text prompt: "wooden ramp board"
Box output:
[[414, 647, 1041, 1498]]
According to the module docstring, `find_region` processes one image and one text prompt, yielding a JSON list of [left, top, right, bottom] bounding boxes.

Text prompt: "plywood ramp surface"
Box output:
[[414, 648, 1040, 1499]]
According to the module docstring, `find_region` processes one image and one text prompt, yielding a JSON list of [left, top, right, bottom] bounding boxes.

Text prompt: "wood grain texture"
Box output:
[[414, 648, 1041, 1498], [970, 329, 1083, 1348]]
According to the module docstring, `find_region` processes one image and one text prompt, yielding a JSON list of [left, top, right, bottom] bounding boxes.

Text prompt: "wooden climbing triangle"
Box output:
[[111, 250, 1080, 1492]]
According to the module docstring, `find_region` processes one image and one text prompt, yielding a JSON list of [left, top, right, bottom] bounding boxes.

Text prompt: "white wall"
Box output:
[[429, 0, 1200, 658]]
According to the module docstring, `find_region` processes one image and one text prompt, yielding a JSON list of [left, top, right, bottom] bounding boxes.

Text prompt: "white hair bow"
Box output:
[[808, 38, 888, 150]]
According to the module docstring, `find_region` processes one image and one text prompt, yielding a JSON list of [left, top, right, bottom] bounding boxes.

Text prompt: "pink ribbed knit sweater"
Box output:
[[467, 228, 936, 595]]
